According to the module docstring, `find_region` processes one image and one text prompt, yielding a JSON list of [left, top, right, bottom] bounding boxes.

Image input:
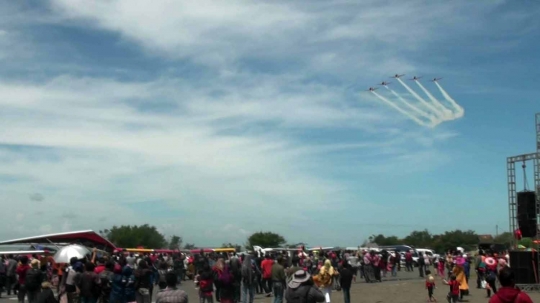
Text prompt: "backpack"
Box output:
[[99, 271, 112, 292], [25, 268, 42, 291], [218, 268, 233, 286], [317, 271, 332, 287], [287, 285, 311, 303], [159, 270, 168, 283], [199, 279, 213, 293], [486, 271, 496, 282]]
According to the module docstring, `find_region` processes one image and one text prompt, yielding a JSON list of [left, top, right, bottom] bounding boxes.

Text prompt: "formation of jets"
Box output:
[[366, 74, 442, 91]]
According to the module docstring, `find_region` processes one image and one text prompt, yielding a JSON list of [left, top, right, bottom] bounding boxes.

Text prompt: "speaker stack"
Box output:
[[517, 191, 538, 238], [510, 251, 539, 284]]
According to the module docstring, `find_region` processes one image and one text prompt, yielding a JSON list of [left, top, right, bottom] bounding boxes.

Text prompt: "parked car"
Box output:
[[378, 245, 419, 267]]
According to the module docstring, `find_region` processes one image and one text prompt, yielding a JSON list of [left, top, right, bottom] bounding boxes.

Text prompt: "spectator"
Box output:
[[155, 272, 188, 303], [488, 267, 533, 303]]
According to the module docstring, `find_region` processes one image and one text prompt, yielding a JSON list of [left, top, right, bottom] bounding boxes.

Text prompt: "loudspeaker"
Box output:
[[510, 251, 539, 284], [517, 215, 537, 238], [517, 191, 538, 237], [518, 191, 537, 216]]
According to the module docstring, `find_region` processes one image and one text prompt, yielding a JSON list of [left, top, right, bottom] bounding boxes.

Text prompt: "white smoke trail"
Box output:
[[414, 80, 454, 119], [396, 78, 444, 119], [371, 91, 432, 127], [434, 82, 464, 117], [384, 86, 437, 123]]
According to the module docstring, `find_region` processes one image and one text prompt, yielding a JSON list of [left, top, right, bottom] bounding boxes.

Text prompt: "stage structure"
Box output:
[[507, 113, 540, 290]]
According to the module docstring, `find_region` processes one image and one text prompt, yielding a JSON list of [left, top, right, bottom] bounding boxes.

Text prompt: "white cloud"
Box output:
[[39, 225, 53, 234], [0, 74, 455, 244], [0, 0, 499, 244]]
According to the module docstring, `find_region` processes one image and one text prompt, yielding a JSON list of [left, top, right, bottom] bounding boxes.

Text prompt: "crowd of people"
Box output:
[[0, 247, 535, 303], [0, 250, 189, 303]]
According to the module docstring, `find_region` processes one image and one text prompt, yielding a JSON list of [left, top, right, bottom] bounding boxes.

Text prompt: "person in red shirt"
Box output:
[[94, 257, 106, 274], [425, 270, 436, 302], [489, 267, 533, 303], [16, 256, 31, 303], [260, 254, 274, 297], [443, 275, 460, 303], [405, 251, 413, 272]]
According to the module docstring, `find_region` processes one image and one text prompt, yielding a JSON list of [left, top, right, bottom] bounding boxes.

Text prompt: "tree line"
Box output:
[[99, 225, 245, 250], [99, 226, 288, 250], [365, 229, 521, 253], [99, 225, 527, 253]]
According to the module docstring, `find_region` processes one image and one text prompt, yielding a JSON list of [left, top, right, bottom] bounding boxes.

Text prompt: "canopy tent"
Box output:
[[0, 230, 116, 252]]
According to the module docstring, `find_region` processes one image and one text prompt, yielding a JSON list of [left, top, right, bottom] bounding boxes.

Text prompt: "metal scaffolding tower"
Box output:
[[507, 113, 540, 290], [507, 113, 540, 244]]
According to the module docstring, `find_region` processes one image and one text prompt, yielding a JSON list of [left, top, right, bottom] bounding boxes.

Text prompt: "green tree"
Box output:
[[222, 243, 242, 252], [246, 231, 286, 250], [431, 230, 478, 253], [184, 243, 196, 250], [100, 224, 167, 248], [519, 238, 534, 248], [403, 230, 433, 248], [371, 234, 401, 246], [494, 232, 513, 246], [169, 235, 183, 250]]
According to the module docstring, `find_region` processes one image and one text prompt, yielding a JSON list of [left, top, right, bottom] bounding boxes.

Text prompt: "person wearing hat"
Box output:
[[285, 270, 324, 303]]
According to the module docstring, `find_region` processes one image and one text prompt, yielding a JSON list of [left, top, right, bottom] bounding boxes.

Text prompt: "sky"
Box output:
[[0, 0, 539, 247]]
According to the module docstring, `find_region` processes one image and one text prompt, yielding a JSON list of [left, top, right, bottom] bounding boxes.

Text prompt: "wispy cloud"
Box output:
[[1, 0, 532, 244]]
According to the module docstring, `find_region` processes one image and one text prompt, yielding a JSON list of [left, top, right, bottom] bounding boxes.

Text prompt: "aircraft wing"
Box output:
[[271, 247, 301, 252], [0, 230, 116, 251], [308, 247, 336, 251], [0, 250, 47, 255]]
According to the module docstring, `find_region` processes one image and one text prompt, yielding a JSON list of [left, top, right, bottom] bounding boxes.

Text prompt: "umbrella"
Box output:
[[53, 244, 91, 263], [485, 257, 496, 267]]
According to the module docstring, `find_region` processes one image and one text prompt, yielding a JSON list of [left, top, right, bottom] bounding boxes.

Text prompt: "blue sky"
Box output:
[[0, 0, 539, 247]]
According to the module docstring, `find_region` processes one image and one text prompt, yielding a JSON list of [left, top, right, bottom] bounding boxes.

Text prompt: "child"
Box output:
[[425, 270, 436, 302], [437, 258, 445, 277], [196, 264, 214, 303], [443, 275, 460, 303]]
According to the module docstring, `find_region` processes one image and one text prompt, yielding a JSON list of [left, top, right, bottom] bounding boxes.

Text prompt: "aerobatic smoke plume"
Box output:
[[434, 81, 464, 118], [384, 86, 435, 123], [371, 91, 431, 127], [414, 80, 453, 120], [367, 75, 464, 128], [396, 78, 442, 119]]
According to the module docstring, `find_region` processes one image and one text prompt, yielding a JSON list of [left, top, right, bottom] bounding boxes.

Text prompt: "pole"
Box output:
[[496, 225, 499, 238]]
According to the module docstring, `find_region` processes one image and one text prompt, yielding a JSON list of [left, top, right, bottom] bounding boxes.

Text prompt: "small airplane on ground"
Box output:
[[409, 76, 422, 81], [391, 74, 405, 79], [378, 81, 391, 86], [430, 77, 443, 82], [366, 87, 378, 91]]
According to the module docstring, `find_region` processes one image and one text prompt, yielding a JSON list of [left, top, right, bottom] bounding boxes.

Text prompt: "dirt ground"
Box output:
[[2, 269, 539, 303], [174, 269, 540, 303]]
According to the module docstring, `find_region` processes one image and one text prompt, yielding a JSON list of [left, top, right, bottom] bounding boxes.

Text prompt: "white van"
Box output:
[[416, 248, 440, 260]]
